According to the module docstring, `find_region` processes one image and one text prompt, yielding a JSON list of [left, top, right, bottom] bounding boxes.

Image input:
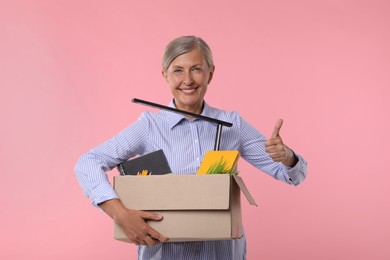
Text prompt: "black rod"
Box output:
[[214, 123, 223, 151], [132, 98, 233, 127]]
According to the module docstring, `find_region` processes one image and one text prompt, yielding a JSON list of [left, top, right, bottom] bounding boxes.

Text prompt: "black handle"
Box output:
[[132, 98, 233, 151]]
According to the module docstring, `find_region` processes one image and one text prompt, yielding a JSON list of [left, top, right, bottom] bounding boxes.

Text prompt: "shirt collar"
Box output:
[[165, 99, 213, 129]]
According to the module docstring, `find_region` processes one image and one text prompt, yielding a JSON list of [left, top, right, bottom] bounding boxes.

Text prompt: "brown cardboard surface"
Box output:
[[233, 175, 258, 207], [113, 174, 256, 243], [114, 174, 231, 210]]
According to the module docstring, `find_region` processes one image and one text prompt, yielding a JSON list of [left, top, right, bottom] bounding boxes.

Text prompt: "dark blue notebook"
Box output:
[[117, 149, 172, 176]]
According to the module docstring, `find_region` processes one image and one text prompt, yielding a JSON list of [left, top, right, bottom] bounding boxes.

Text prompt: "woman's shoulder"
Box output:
[[205, 103, 242, 122], [138, 110, 168, 122]]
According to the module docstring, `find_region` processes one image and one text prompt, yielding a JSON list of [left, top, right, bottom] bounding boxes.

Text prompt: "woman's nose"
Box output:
[[183, 71, 194, 86]]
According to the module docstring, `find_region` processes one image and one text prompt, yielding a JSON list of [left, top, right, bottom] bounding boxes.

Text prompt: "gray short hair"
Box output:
[[162, 35, 214, 72]]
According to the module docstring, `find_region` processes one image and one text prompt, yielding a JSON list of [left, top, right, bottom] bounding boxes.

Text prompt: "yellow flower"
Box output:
[[137, 170, 151, 176]]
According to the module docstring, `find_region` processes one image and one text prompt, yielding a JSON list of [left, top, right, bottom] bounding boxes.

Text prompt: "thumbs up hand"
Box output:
[[271, 118, 283, 139], [265, 119, 297, 167]]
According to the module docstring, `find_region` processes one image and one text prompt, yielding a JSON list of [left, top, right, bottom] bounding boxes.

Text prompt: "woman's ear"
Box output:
[[207, 65, 215, 84], [162, 69, 168, 83]]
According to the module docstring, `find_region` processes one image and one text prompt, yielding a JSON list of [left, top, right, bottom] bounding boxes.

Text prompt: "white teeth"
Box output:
[[182, 88, 195, 93]]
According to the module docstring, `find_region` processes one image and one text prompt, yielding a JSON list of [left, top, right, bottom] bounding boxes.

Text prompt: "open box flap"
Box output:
[[233, 175, 258, 206]]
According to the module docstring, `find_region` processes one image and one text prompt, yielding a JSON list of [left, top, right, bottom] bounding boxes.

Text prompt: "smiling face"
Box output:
[[162, 48, 214, 114]]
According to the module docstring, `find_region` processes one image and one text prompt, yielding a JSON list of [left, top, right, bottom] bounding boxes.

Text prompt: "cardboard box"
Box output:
[[113, 174, 257, 243]]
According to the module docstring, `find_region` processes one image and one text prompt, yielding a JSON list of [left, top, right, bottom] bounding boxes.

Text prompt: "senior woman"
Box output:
[[75, 35, 307, 259]]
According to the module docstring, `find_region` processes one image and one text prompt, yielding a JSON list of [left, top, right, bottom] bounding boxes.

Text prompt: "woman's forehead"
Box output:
[[170, 49, 206, 67]]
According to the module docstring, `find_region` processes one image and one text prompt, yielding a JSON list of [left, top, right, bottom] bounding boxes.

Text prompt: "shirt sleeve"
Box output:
[[282, 152, 307, 185], [238, 115, 307, 186], [74, 113, 150, 207]]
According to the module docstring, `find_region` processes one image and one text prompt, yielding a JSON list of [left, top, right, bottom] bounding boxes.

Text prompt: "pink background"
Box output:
[[1, 0, 389, 259]]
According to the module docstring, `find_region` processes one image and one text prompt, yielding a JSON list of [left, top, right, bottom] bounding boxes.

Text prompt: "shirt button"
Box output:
[[196, 157, 200, 161], [195, 139, 198, 142]]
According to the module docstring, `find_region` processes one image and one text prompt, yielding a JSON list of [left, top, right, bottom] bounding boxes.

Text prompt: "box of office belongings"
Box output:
[[113, 174, 257, 243]]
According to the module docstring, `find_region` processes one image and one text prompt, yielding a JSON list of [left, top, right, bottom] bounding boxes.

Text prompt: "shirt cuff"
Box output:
[[90, 181, 119, 207], [283, 153, 307, 186]]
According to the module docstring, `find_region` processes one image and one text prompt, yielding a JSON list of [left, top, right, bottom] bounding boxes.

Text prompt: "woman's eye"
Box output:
[[192, 67, 201, 72], [173, 69, 183, 73]]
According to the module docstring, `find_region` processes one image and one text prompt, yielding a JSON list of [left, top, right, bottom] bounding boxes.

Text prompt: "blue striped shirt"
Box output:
[[75, 100, 307, 260]]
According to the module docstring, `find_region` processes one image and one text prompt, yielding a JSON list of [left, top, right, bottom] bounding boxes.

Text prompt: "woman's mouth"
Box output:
[[179, 87, 198, 94]]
